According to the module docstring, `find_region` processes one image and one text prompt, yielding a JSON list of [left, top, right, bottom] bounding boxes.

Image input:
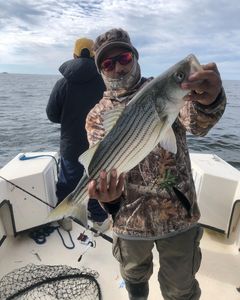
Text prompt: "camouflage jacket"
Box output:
[[85, 78, 227, 239]]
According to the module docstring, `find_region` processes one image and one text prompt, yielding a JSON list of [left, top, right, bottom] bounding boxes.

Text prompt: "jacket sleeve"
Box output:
[[178, 88, 227, 136], [85, 98, 116, 146], [46, 78, 66, 123]]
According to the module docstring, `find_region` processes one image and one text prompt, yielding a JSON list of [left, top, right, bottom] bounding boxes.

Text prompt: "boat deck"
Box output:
[[0, 221, 239, 300]]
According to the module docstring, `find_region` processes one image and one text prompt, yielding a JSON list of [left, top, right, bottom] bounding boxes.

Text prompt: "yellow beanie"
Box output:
[[73, 38, 94, 57]]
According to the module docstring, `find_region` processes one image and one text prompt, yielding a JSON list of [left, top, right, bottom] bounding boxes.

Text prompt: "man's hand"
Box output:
[[88, 169, 125, 203], [182, 62, 222, 105]]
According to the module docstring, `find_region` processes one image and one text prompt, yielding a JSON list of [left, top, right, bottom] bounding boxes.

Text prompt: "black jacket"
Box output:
[[46, 58, 105, 161]]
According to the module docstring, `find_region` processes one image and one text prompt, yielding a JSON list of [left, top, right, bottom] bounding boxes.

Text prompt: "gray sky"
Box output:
[[0, 0, 239, 79]]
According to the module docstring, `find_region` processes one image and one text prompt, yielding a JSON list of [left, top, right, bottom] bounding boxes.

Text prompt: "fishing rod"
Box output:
[[0, 175, 55, 209], [0, 175, 113, 244]]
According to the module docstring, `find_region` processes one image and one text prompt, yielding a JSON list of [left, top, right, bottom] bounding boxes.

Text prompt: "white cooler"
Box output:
[[190, 153, 240, 249], [0, 152, 58, 234]]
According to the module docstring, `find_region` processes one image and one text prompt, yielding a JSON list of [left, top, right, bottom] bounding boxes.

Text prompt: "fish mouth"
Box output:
[[187, 54, 203, 75]]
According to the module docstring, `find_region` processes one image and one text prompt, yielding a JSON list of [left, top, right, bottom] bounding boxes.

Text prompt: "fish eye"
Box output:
[[174, 71, 185, 83]]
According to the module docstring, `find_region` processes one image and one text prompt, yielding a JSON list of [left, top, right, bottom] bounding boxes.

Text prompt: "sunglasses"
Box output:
[[101, 52, 133, 72]]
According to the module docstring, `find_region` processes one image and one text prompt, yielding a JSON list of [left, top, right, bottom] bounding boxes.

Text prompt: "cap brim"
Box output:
[[95, 41, 139, 69]]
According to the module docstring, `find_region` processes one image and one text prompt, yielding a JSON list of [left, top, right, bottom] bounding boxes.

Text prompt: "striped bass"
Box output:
[[48, 54, 203, 226]]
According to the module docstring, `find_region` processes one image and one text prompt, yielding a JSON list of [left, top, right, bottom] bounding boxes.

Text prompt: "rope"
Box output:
[[56, 227, 75, 249], [29, 226, 55, 245], [29, 225, 75, 249]]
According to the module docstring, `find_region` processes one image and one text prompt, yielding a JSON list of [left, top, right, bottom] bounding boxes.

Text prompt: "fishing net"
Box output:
[[0, 264, 102, 300]]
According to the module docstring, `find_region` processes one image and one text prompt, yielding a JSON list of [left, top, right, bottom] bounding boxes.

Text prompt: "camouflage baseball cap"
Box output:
[[94, 28, 139, 70]]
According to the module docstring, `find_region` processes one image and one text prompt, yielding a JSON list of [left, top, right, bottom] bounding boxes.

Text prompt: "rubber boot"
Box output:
[[125, 281, 149, 300]]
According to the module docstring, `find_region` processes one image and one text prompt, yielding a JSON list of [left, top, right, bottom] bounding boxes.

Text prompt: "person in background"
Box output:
[[46, 38, 110, 232], [86, 28, 226, 299]]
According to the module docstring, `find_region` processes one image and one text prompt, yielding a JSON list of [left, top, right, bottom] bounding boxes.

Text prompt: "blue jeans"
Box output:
[[56, 157, 108, 222]]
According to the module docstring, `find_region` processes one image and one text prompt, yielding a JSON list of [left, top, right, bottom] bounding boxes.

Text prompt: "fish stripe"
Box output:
[[73, 105, 147, 201], [72, 103, 142, 200], [73, 100, 160, 203], [89, 101, 154, 176]]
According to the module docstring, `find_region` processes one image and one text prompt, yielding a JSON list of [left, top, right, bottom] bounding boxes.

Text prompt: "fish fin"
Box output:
[[79, 143, 99, 176], [47, 194, 88, 227], [159, 122, 177, 154], [102, 106, 125, 134]]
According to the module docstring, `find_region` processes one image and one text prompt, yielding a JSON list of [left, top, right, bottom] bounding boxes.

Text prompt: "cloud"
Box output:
[[0, 1, 45, 24], [0, 0, 239, 79]]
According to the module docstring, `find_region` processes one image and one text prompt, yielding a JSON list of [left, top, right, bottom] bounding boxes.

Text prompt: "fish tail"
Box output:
[[47, 193, 88, 227]]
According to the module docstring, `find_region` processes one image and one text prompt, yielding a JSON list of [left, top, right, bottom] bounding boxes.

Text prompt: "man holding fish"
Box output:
[[85, 28, 226, 299]]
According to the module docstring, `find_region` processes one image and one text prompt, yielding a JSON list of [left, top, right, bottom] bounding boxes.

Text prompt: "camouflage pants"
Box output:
[[112, 226, 203, 300]]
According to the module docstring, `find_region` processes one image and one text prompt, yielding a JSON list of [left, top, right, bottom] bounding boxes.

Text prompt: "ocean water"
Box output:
[[0, 73, 239, 170]]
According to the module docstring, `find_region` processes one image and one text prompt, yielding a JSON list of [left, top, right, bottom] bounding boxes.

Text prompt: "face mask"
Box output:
[[101, 56, 141, 92]]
